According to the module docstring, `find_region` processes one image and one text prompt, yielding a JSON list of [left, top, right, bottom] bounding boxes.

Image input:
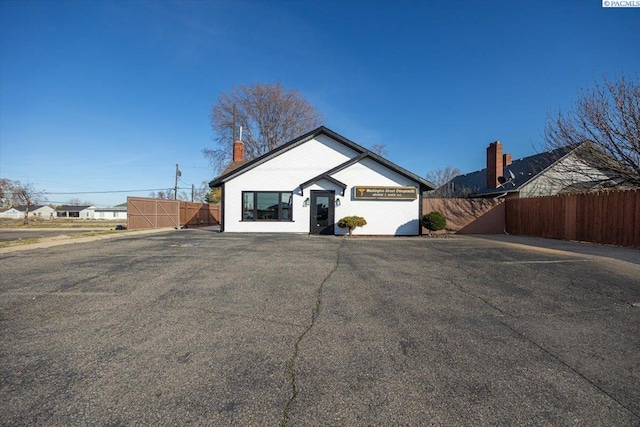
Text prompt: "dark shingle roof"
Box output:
[[12, 205, 49, 212], [447, 145, 576, 197], [220, 159, 250, 176], [56, 205, 92, 212]]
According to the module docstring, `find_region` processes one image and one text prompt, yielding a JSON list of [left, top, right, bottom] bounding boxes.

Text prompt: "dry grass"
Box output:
[[0, 218, 123, 229]]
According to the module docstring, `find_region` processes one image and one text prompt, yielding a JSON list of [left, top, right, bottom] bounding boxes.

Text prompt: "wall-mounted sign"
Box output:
[[353, 186, 417, 200]]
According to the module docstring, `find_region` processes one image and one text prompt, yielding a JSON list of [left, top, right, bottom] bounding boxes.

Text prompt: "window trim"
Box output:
[[241, 191, 293, 222]]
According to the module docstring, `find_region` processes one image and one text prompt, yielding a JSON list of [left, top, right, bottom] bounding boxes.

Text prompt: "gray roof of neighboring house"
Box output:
[[95, 206, 127, 212], [56, 205, 93, 212], [447, 145, 576, 197], [12, 205, 51, 212], [209, 126, 436, 191]]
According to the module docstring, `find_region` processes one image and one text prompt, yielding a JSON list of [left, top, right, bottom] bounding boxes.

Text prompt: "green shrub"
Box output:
[[337, 216, 367, 236], [421, 211, 446, 234]]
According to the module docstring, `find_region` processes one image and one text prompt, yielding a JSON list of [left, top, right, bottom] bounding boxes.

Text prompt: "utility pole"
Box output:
[[174, 164, 181, 200], [191, 184, 194, 202]]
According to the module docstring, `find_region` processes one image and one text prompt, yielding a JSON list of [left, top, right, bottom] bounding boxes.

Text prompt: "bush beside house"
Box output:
[[422, 211, 446, 235], [338, 216, 367, 236]]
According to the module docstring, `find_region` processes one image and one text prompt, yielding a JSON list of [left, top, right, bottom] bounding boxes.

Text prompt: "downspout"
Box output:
[[219, 184, 225, 232], [418, 186, 424, 236]]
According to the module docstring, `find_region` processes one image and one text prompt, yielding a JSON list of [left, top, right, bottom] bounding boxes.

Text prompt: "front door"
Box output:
[[310, 190, 335, 235]]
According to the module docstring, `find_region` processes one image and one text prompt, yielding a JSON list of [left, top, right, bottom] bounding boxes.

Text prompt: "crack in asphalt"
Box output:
[[425, 242, 640, 419], [280, 240, 344, 427], [449, 273, 640, 420]]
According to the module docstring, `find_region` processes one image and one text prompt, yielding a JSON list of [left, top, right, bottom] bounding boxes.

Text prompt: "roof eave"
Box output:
[[208, 126, 435, 190]]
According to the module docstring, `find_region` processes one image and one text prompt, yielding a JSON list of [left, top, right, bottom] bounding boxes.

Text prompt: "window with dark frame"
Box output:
[[242, 191, 292, 221]]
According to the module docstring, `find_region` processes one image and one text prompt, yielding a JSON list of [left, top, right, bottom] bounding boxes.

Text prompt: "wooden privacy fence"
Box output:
[[180, 201, 220, 228], [422, 198, 504, 234], [505, 189, 639, 248], [127, 197, 220, 230]]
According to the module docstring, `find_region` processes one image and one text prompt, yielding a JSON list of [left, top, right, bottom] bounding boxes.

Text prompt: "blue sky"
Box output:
[[1, 0, 638, 206]]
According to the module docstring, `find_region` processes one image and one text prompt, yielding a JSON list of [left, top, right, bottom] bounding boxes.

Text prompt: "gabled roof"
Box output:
[[300, 172, 349, 196], [209, 126, 435, 190], [12, 205, 51, 212], [447, 145, 577, 197]]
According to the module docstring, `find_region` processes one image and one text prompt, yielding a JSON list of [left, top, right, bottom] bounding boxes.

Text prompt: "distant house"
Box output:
[[56, 205, 95, 219], [0, 207, 22, 219], [94, 203, 127, 220], [0, 205, 56, 220], [441, 141, 621, 199]]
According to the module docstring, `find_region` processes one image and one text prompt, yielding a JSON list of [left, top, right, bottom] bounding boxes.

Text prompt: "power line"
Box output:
[[42, 188, 180, 195]]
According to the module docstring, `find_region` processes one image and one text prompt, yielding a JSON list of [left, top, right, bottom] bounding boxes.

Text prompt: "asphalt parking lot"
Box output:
[[1, 231, 639, 426]]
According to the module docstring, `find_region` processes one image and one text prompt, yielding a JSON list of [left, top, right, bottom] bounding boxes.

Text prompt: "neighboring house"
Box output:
[[0, 205, 56, 220], [442, 141, 620, 199], [56, 205, 95, 219], [0, 207, 22, 219], [209, 126, 435, 235], [94, 203, 127, 220]]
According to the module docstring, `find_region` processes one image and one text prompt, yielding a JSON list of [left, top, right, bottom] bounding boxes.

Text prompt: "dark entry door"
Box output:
[[310, 190, 335, 235]]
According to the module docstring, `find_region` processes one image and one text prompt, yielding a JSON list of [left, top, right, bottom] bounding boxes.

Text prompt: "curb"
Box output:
[[0, 228, 175, 254]]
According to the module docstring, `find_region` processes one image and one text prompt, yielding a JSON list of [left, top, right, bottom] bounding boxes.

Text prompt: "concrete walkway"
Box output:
[[469, 234, 640, 266]]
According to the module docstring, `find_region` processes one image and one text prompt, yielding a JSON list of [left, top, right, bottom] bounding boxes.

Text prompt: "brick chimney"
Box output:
[[233, 140, 245, 163], [503, 153, 512, 166], [486, 141, 503, 189]]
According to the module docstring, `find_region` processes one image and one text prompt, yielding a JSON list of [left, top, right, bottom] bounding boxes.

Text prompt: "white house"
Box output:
[[0, 207, 22, 219], [0, 205, 56, 220], [209, 127, 435, 236], [56, 205, 95, 219], [94, 203, 127, 220]]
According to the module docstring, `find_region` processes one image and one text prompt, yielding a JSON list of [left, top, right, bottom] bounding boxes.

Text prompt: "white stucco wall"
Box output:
[[31, 206, 56, 219], [0, 206, 55, 219], [222, 135, 421, 235], [79, 207, 95, 219], [95, 210, 127, 220], [332, 158, 420, 235], [0, 208, 21, 219], [223, 135, 358, 233]]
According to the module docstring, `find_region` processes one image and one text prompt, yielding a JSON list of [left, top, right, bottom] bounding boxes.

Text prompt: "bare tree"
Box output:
[[148, 189, 190, 201], [191, 181, 214, 203], [543, 74, 640, 187], [425, 166, 462, 188], [424, 166, 465, 198], [67, 198, 93, 206], [148, 190, 171, 200], [370, 143, 388, 157], [2, 179, 44, 224], [204, 83, 324, 173], [177, 190, 189, 201], [0, 178, 13, 209]]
